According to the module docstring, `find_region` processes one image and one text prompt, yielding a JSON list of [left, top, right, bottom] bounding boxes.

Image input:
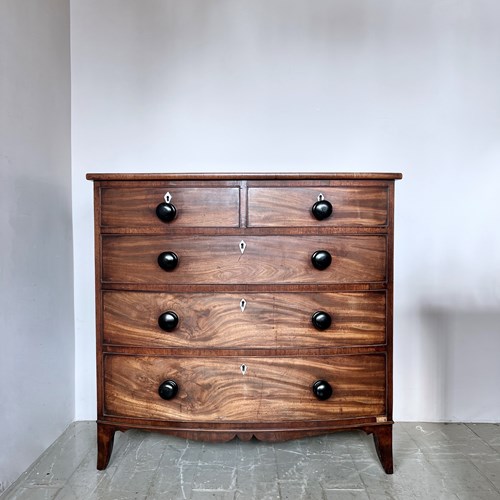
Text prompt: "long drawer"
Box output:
[[101, 235, 387, 285], [103, 291, 386, 348], [103, 354, 387, 422]]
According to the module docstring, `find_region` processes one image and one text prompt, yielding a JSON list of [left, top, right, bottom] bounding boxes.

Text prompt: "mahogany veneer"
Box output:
[[87, 172, 402, 473], [102, 291, 387, 348], [101, 235, 387, 284], [104, 354, 386, 421]]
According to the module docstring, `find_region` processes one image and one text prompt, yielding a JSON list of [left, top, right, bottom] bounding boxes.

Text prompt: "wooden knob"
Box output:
[[156, 202, 177, 222], [312, 200, 333, 220], [313, 380, 333, 400], [158, 311, 179, 331], [312, 311, 332, 330], [157, 251, 178, 271], [311, 250, 332, 270], [158, 380, 178, 400]]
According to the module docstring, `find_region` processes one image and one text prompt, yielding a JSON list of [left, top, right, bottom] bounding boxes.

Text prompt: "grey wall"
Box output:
[[71, 0, 500, 422], [0, 0, 74, 491]]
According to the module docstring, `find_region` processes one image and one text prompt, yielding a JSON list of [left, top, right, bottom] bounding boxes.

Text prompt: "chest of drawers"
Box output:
[[87, 172, 402, 473]]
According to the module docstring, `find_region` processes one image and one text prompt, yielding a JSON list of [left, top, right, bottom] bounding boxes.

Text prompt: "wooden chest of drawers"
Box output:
[[87, 172, 402, 473]]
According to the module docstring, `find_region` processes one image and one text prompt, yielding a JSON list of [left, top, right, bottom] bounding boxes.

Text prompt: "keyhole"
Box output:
[[239, 240, 246, 254], [317, 193, 324, 201], [240, 364, 247, 375], [164, 192, 172, 203], [240, 299, 247, 312]]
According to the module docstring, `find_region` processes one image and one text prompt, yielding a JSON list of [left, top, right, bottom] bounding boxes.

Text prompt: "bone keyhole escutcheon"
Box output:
[[240, 364, 247, 375]]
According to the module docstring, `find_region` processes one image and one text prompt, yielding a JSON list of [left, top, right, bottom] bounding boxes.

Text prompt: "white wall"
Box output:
[[71, 0, 500, 422], [0, 0, 74, 491]]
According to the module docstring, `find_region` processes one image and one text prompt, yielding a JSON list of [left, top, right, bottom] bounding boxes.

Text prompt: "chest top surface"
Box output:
[[87, 172, 402, 181]]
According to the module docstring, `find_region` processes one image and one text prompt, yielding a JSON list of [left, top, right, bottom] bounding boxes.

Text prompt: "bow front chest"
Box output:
[[87, 172, 402, 473]]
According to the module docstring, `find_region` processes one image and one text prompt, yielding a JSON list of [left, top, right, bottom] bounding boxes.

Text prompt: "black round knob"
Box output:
[[158, 380, 178, 400], [157, 251, 178, 271], [158, 311, 179, 331], [313, 380, 333, 400], [156, 202, 177, 223], [312, 200, 333, 220], [312, 311, 332, 330], [311, 250, 332, 270]]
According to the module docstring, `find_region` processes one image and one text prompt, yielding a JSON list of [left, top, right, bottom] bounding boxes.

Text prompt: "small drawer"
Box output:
[[247, 186, 388, 227], [103, 291, 386, 348], [100, 186, 240, 228], [101, 235, 387, 285], [103, 354, 386, 422]]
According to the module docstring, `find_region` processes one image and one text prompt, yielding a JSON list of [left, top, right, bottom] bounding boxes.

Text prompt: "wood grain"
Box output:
[[103, 291, 386, 348], [103, 354, 386, 422], [100, 186, 240, 228], [101, 235, 387, 285], [248, 186, 388, 227]]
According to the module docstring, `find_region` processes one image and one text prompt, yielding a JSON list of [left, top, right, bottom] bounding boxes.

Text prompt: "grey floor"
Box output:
[[1, 422, 499, 500]]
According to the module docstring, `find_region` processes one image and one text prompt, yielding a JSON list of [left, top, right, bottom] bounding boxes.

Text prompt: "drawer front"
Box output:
[[103, 291, 386, 348], [103, 354, 386, 422], [102, 235, 387, 284], [100, 187, 240, 228], [247, 186, 388, 227]]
